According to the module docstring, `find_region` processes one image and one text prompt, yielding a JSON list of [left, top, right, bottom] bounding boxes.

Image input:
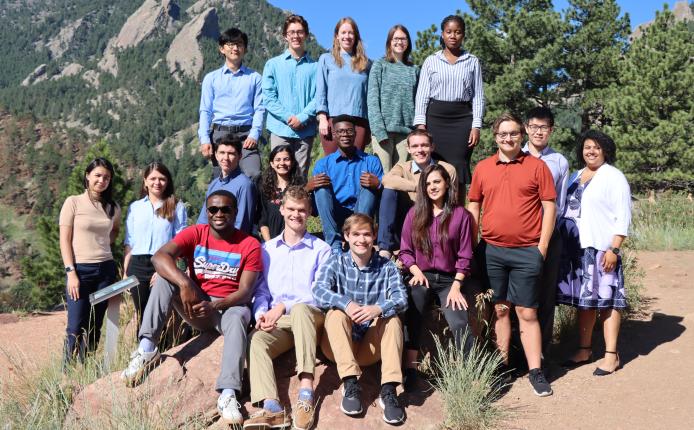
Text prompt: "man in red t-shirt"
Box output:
[[467, 113, 556, 398], [120, 190, 262, 425]]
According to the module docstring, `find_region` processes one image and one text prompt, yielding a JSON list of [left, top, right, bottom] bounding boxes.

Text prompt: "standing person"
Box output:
[[198, 28, 265, 181], [377, 129, 457, 258], [313, 214, 408, 425], [244, 187, 331, 430], [124, 162, 188, 328], [315, 17, 371, 154], [522, 107, 569, 358], [558, 130, 631, 376], [258, 145, 305, 242], [307, 115, 383, 253], [414, 15, 484, 197], [367, 24, 418, 171], [399, 164, 474, 392], [198, 136, 256, 234], [59, 158, 121, 365], [262, 14, 317, 178], [121, 191, 262, 426], [467, 113, 556, 397]]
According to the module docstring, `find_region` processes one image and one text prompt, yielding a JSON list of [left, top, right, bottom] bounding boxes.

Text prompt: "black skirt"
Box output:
[[426, 100, 473, 185]]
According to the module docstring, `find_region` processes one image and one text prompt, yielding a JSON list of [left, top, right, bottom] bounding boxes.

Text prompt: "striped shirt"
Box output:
[[312, 251, 408, 318], [414, 50, 485, 128]]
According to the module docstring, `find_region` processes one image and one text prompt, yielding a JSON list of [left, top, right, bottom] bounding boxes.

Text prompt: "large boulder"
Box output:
[[166, 7, 219, 80]]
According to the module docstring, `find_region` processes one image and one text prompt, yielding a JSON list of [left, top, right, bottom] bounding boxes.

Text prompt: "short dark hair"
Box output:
[[407, 129, 433, 146], [525, 106, 555, 127], [207, 189, 238, 209], [219, 28, 248, 49], [492, 112, 524, 134], [215, 136, 243, 156], [576, 129, 617, 166], [331, 114, 355, 126], [283, 14, 309, 36]]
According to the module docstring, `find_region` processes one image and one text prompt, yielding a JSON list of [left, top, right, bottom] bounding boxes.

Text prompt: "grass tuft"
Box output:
[[630, 192, 694, 251]]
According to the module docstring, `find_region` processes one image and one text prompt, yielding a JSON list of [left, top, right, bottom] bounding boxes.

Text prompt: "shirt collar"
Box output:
[[435, 49, 470, 63], [283, 49, 311, 63], [222, 64, 247, 75], [276, 231, 313, 249], [219, 167, 243, 183], [411, 159, 435, 174], [347, 249, 381, 270], [335, 149, 365, 162], [494, 151, 527, 165], [522, 142, 555, 157]]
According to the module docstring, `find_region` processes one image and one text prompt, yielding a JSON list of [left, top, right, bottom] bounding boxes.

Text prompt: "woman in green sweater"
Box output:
[[367, 24, 419, 171]]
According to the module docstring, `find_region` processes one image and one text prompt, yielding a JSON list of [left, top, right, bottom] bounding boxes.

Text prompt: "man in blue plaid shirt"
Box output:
[[312, 213, 407, 425]]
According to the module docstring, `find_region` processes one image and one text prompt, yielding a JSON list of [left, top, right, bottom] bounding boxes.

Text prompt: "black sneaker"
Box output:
[[379, 385, 405, 425], [340, 378, 362, 416], [528, 368, 553, 397], [403, 368, 418, 393]]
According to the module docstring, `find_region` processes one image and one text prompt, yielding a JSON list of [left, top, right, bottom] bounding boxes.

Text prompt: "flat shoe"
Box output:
[[593, 351, 620, 376], [562, 346, 593, 368]]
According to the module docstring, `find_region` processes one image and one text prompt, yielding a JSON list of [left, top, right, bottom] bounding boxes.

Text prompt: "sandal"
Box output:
[[593, 351, 621, 376], [562, 346, 593, 368]]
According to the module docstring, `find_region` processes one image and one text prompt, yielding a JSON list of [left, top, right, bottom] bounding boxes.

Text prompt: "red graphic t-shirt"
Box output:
[[172, 224, 262, 298]]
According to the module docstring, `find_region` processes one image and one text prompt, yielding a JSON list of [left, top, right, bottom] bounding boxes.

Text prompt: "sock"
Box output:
[[139, 337, 156, 353], [221, 388, 235, 398], [298, 388, 313, 402], [263, 398, 282, 413], [381, 382, 397, 395], [343, 376, 357, 384]]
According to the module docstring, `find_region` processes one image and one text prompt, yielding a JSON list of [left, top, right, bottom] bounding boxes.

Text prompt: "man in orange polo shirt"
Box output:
[[467, 112, 556, 397]]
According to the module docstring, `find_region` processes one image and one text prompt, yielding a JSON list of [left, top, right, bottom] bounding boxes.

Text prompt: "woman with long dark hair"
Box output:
[[123, 162, 187, 326], [367, 24, 418, 171], [315, 17, 372, 153], [398, 164, 475, 391], [414, 15, 484, 198], [59, 157, 121, 364], [259, 144, 306, 241]]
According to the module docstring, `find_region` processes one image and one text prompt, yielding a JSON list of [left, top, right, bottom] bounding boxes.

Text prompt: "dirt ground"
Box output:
[[1, 251, 692, 429]]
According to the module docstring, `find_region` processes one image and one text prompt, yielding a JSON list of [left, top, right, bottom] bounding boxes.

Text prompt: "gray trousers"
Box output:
[[270, 133, 314, 178], [211, 128, 262, 182], [139, 276, 251, 391]]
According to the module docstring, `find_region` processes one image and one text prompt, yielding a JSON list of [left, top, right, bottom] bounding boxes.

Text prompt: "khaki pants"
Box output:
[[248, 304, 325, 403], [320, 309, 403, 385], [371, 132, 409, 172]]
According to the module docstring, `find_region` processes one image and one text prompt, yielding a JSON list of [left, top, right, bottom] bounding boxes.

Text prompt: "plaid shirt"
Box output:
[[312, 251, 408, 318]]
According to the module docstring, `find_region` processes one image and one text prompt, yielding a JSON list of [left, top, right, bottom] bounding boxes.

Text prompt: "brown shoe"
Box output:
[[243, 409, 291, 429], [292, 399, 315, 430]]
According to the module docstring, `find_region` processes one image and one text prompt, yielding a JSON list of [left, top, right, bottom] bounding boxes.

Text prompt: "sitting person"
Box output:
[[377, 129, 457, 258], [197, 136, 256, 234], [307, 115, 383, 252], [121, 190, 262, 426], [244, 186, 331, 430], [313, 214, 408, 425]]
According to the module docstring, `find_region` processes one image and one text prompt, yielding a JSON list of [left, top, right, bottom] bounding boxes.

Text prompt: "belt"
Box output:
[[212, 124, 252, 133]]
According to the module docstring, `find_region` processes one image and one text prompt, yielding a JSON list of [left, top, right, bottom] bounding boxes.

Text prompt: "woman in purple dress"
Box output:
[[558, 130, 632, 376]]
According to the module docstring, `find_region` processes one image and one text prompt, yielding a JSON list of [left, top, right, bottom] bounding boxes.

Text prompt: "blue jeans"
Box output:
[[314, 186, 378, 250], [64, 260, 117, 365], [377, 188, 413, 252]]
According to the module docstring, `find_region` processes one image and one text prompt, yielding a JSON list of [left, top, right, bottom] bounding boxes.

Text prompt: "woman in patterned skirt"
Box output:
[[557, 130, 632, 376]]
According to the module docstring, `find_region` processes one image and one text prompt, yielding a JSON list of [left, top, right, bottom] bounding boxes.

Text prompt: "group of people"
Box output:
[[57, 12, 633, 430]]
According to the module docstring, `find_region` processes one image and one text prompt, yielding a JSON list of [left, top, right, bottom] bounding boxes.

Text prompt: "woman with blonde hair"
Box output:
[[316, 17, 371, 153]]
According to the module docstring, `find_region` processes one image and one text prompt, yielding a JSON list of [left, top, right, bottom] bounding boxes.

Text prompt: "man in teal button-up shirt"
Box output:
[[262, 15, 317, 177]]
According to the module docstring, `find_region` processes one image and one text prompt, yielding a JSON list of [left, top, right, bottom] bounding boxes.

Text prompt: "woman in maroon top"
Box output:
[[398, 164, 475, 392]]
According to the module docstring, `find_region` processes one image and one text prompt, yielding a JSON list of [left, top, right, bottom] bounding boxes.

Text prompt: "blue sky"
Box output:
[[267, 0, 681, 57]]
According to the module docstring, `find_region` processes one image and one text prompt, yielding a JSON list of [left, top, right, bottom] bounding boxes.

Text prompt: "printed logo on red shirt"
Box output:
[[193, 245, 242, 281]]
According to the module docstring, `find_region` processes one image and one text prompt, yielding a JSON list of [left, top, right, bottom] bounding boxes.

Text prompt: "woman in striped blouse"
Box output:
[[414, 15, 484, 200]]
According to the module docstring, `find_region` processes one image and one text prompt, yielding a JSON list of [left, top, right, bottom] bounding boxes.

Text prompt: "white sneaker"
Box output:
[[120, 347, 160, 386], [218, 392, 243, 425]]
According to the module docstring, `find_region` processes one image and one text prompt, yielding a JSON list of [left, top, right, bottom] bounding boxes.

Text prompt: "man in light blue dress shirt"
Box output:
[[522, 107, 569, 358], [262, 15, 317, 177], [198, 28, 265, 181]]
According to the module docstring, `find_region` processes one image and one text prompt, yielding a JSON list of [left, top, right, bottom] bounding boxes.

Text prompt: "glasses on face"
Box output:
[[286, 30, 306, 37], [392, 37, 408, 44], [207, 205, 234, 215], [495, 131, 522, 140], [527, 125, 551, 133], [334, 129, 355, 136], [223, 42, 242, 49]]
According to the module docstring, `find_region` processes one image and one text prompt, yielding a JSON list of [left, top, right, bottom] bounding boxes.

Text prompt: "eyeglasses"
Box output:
[[527, 125, 551, 133], [207, 205, 234, 215], [392, 37, 408, 43], [223, 42, 242, 49], [286, 30, 306, 37], [334, 129, 355, 136], [495, 131, 522, 139]]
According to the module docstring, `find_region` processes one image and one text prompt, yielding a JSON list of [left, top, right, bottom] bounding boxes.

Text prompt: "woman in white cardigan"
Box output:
[[557, 130, 631, 376]]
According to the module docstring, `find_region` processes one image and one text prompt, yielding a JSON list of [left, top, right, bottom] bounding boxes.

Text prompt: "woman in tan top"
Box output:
[[59, 157, 121, 364]]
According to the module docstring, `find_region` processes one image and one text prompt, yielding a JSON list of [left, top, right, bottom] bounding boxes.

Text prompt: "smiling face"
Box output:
[[144, 169, 167, 200], [582, 138, 606, 170], [86, 166, 111, 195], [206, 195, 237, 233], [345, 224, 374, 259], [218, 40, 246, 64], [526, 117, 553, 151], [495, 120, 524, 158], [407, 134, 434, 166], [442, 20, 464, 51], [280, 196, 309, 233], [332, 120, 356, 152], [284, 22, 307, 52], [337, 22, 356, 53], [390, 29, 408, 57], [425, 169, 449, 205], [270, 149, 293, 179]]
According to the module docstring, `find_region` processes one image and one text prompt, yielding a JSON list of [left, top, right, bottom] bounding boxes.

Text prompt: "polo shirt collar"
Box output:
[[411, 159, 435, 174], [494, 151, 527, 165], [435, 49, 470, 63], [276, 230, 313, 249]]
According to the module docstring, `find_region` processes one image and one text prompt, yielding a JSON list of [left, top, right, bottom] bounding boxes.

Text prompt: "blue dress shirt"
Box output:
[[315, 52, 370, 118], [312, 150, 383, 210], [197, 168, 256, 233], [522, 143, 569, 218], [198, 63, 265, 143], [124, 197, 188, 255], [262, 50, 317, 139]]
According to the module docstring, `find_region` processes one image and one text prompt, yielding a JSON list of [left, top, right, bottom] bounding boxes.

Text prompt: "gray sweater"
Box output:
[[367, 57, 418, 142]]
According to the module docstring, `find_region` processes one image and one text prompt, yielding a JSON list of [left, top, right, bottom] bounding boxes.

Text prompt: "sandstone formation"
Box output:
[[166, 7, 219, 80], [45, 17, 86, 59], [20, 64, 47, 86], [50, 63, 84, 81]]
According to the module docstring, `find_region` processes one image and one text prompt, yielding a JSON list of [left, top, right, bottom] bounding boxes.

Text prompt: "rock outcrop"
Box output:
[[20, 64, 47, 86], [98, 0, 180, 75], [50, 63, 84, 81], [631, 0, 693, 40], [166, 7, 219, 80], [45, 17, 86, 59]]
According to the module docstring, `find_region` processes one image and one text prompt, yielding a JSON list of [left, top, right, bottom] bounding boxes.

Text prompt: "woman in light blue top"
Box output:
[[315, 17, 371, 154], [123, 162, 187, 326]]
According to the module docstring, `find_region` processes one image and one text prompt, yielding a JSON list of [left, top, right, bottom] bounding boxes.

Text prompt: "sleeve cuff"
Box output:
[[250, 130, 261, 140], [296, 113, 310, 124], [472, 119, 483, 128], [380, 302, 395, 318], [336, 296, 352, 311]]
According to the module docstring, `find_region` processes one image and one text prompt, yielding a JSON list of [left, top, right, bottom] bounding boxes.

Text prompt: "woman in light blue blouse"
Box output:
[[315, 17, 371, 154], [123, 162, 187, 326]]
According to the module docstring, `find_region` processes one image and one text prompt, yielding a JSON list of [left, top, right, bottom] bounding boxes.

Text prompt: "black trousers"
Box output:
[[126, 254, 156, 326]]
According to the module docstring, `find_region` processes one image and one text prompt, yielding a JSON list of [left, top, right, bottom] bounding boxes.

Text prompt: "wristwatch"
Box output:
[[609, 247, 620, 256], [64, 265, 75, 273]]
